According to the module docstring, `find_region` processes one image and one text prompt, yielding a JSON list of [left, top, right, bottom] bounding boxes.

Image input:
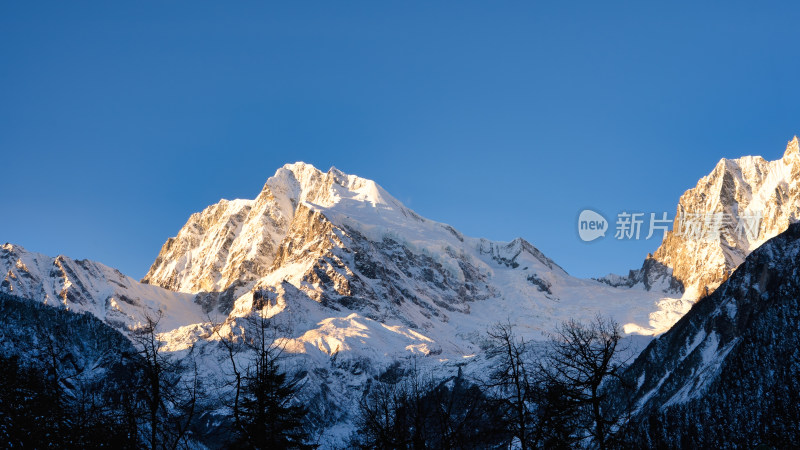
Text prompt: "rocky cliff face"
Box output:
[[140, 162, 671, 340], [606, 137, 800, 299], [141, 163, 425, 295]]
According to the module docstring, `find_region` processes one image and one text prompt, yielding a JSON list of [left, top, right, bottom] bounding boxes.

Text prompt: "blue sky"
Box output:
[[2, 1, 800, 279]]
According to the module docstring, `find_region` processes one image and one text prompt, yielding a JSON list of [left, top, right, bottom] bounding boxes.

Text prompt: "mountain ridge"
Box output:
[[611, 221, 800, 447], [0, 242, 204, 332], [600, 137, 800, 332], [8, 143, 800, 445]]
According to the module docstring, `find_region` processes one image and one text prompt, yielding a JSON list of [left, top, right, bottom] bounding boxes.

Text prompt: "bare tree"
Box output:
[[485, 321, 537, 449], [130, 310, 199, 449], [219, 312, 309, 449], [357, 357, 506, 449], [542, 315, 629, 450], [427, 367, 505, 449], [210, 315, 246, 438], [357, 377, 409, 448], [356, 360, 441, 449]]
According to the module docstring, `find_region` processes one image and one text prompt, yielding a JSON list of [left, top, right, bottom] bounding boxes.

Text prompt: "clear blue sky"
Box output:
[[2, 1, 800, 280]]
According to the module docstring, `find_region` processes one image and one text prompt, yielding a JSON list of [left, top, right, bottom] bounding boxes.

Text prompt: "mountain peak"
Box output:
[[783, 135, 800, 159], [621, 136, 800, 307], [143, 161, 583, 314], [281, 161, 319, 172]]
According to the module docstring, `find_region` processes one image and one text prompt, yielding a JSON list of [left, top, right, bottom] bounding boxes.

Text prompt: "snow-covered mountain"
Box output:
[[140, 162, 671, 341], [640, 137, 799, 296], [611, 222, 800, 446], [603, 137, 800, 330], [130, 162, 680, 443], [0, 243, 205, 331], [0, 163, 676, 444], [11, 151, 800, 444]]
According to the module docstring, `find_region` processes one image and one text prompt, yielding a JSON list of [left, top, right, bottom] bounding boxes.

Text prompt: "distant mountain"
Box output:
[[611, 222, 800, 447], [602, 137, 800, 332], [0, 243, 204, 331], [0, 291, 139, 386]]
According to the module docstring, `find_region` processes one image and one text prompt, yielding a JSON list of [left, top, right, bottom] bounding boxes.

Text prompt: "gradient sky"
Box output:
[[2, 1, 800, 280]]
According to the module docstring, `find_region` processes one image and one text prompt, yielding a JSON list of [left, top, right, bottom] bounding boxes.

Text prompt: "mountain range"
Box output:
[[3, 137, 800, 445]]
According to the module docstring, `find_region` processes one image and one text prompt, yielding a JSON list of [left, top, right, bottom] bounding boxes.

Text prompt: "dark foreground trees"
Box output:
[[0, 293, 152, 448], [542, 316, 630, 449], [0, 292, 312, 449], [1, 353, 71, 447], [214, 313, 310, 449], [356, 362, 505, 449], [354, 316, 631, 449], [484, 322, 538, 449], [5, 289, 642, 449], [130, 312, 202, 449], [484, 322, 581, 449]]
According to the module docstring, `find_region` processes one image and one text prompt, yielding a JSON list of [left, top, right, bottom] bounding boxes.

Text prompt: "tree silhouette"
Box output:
[[224, 313, 310, 449]]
